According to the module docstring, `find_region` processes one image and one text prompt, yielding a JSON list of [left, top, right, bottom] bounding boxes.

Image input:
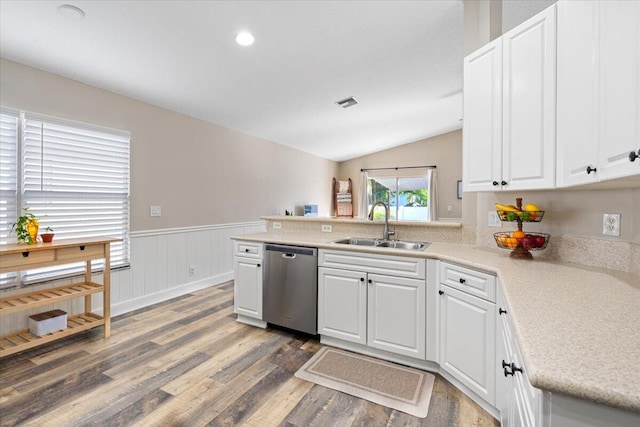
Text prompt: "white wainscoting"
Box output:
[[0, 221, 266, 336]]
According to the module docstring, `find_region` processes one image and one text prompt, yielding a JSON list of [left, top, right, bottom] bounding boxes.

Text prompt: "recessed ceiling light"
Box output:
[[57, 4, 85, 20], [235, 32, 255, 47]]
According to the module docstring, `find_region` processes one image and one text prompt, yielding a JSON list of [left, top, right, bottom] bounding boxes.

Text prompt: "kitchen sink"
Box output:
[[331, 237, 430, 251], [331, 237, 381, 246], [376, 240, 429, 250]]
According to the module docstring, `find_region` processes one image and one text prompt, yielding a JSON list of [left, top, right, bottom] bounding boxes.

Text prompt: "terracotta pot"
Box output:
[[41, 233, 54, 243]]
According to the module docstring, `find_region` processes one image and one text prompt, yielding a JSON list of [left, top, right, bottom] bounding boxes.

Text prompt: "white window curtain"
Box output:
[[426, 168, 437, 222], [358, 170, 368, 218], [1, 111, 130, 287]]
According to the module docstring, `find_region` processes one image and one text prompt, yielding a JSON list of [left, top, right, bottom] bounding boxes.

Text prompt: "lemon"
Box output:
[[524, 203, 540, 212]]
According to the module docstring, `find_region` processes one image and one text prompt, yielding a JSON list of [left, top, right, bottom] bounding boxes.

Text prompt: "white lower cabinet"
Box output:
[[233, 241, 265, 326], [317, 250, 427, 360], [317, 267, 367, 345], [439, 284, 496, 406], [367, 274, 425, 359], [497, 282, 542, 427], [438, 261, 497, 408]]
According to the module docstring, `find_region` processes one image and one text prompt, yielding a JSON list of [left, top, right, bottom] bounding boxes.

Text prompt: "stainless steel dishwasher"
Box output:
[[263, 243, 318, 335]]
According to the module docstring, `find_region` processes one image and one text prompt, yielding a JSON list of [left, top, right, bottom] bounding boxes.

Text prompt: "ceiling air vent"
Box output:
[[336, 96, 359, 108]]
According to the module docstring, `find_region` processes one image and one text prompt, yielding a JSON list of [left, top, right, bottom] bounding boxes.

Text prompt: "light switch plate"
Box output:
[[603, 213, 620, 236], [150, 206, 162, 217]]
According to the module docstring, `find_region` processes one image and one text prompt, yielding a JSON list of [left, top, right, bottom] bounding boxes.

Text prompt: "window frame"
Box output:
[[366, 173, 431, 221], [0, 108, 130, 289]]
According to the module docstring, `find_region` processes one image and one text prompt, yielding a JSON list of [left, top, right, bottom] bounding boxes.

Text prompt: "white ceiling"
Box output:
[[0, 1, 464, 162]]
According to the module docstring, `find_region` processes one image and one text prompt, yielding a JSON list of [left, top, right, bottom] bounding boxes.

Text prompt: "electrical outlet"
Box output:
[[321, 224, 332, 232], [272, 222, 282, 230], [447, 205, 453, 212], [602, 214, 621, 236], [150, 205, 161, 217], [188, 266, 196, 277], [488, 211, 502, 228]]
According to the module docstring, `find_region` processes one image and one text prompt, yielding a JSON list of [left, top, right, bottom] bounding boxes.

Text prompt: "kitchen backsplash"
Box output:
[[262, 216, 475, 245]]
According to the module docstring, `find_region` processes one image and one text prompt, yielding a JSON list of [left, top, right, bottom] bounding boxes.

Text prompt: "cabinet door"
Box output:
[[367, 274, 426, 359], [233, 256, 263, 320], [463, 38, 503, 192], [497, 309, 512, 427], [318, 267, 367, 345], [440, 285, 496, 405], [598, 0, 640, 181], [556, 0, 599, 187], [502, 5, 556, 190]]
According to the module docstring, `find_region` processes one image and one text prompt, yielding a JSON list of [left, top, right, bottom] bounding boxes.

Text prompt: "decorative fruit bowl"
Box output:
[[497, 210, 545, 222], [494, 231, 550, 252]]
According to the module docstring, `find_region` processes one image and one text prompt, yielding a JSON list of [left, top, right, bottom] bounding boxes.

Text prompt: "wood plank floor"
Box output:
[[0, 282, 499, 426]]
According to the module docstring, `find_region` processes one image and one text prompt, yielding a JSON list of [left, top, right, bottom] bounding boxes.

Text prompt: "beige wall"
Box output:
[[338, 130, 464, 220], [0, 59, 338, 231], [477, 188, 640, 244]]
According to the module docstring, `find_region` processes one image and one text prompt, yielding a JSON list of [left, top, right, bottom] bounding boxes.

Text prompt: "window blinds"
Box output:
[[0, 110, 20, 287], [0, 110, 19, 246], [1, 111, 130, 286]]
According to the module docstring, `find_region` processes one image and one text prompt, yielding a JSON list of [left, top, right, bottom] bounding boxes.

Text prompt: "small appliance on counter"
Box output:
[[304, 204, 318, 217]]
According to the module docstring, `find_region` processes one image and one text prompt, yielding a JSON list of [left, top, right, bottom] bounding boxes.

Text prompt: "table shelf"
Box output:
[[0, 237, 119, 358], [0, 282, 104, 315], [0, 313, 104, 357]]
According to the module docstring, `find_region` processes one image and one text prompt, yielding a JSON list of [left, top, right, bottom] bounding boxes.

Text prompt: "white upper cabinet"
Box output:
[[463, 5, 557, 192], [557, 0, 640, 186], [502, 5, 557, 191], [597, 1, 640, 181], [557, 0, 600, 187], [463, 38, 503, 192]]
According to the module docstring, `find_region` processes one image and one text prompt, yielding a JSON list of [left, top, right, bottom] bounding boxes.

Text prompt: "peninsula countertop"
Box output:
[[232, 231, 640, 414]]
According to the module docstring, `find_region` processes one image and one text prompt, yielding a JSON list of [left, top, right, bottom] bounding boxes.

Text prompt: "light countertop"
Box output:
[[232, 231, 640, 414]]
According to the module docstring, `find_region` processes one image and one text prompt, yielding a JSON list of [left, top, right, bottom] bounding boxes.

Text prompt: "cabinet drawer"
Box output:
[[234, 241, 263, 258], [440, 262, 496, 302], [319, 249, 425, 280], [1, 250, 55, 270], [57, 244, 105, 261]]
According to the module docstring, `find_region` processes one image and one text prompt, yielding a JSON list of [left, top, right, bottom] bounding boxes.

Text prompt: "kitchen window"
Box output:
[[367, 175, 432, 221], [0, 108, 130, 289]]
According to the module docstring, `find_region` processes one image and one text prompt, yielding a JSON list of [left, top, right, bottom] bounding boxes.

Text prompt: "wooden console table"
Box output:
[[0, 237, 119, 357]]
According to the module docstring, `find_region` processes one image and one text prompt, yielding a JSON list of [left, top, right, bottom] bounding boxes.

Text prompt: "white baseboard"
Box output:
[[236, 315, 267, 329], [439, 369, 500, 419], [95, 271, 234, 317]]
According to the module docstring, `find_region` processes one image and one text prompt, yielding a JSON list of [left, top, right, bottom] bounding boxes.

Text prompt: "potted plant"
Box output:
[[11, 208, 39, 244], [41, 226, 55, 243]]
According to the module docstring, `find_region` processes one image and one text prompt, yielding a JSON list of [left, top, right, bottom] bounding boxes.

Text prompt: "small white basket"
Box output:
[[29, 309, 67, 337]]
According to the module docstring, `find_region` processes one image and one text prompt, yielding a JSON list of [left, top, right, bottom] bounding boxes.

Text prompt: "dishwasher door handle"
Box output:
[[281, 253, 297, 259]]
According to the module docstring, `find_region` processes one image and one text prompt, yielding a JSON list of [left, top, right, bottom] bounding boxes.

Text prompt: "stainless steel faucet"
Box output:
[[368, 201, 395, 241]]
